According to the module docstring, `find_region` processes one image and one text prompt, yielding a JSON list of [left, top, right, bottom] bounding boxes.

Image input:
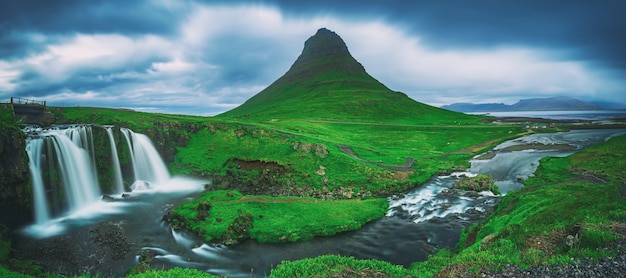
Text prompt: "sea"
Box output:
[[468, 110, 626, 121]]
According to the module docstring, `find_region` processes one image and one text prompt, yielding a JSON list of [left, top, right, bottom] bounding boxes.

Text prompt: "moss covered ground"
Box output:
[[166, 190, 388, 244]]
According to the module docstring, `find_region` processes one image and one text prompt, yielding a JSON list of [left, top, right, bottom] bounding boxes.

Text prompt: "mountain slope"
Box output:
[[442, 96, 602, 112], [218, 28, 473, 124]]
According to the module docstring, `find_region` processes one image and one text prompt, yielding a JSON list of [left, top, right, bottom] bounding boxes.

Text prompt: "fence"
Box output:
[[9, 97, 47, 106]]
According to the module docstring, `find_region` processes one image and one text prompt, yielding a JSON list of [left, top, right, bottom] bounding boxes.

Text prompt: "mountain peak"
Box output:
[[218, 28, 465, 123], [285, 27, 367, 79]]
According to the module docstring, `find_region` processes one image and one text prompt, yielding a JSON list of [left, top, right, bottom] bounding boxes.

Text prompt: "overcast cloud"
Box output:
[[1, 0, 625, 115]]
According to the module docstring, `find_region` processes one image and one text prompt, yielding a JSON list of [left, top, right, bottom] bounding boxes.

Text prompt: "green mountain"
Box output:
[[218, 28, 470, 124]]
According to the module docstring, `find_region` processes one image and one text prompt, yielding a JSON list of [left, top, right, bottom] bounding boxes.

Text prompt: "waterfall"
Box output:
[[106, 127, 125, 193], [47, 131, 101, 211], [121, 128, 170, 189], [25, 138, 50, 224], [63, 125, 98, 178], [24, 124, 172, 223]]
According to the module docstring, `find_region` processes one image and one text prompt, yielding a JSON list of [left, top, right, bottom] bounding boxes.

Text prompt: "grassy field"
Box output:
[[166, 190, 388, 244]]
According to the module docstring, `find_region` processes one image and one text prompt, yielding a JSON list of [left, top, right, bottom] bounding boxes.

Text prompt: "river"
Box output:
[[13, 128, 626, 277]]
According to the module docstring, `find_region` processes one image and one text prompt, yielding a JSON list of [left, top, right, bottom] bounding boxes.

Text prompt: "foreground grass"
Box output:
[[167, 190, 388, 243], [270, 254, 410, 277]]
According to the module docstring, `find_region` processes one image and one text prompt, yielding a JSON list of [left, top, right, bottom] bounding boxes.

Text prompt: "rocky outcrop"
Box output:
[[292, 142, 329, 158], [453, 174, 500, 195], [0, 105, 32, 226]]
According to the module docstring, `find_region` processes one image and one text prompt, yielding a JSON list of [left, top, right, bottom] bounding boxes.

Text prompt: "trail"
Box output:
[[338, 145, 414, 172]]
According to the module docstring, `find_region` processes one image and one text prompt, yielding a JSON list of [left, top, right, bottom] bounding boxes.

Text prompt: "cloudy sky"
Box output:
[[1, 0, 625, 115]]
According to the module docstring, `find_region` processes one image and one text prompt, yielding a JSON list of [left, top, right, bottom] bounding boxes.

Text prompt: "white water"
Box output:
[[25, 138, 50, 223], [121, 128, 170, 189], [106, 127, 125, 193], [388, 129, 626, 223], [22, 125, 177, 237], [48, 131, 101, 211], [64, 125, 99, 178], [386, 173, 497, 224]]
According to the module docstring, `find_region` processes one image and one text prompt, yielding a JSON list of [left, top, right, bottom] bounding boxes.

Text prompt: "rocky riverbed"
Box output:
[[476, 239, 626, 277]]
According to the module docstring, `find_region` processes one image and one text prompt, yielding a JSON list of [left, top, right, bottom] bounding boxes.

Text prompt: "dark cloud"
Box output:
[[1, 0, 625, 114], [262, 0, 626, 72], [0, 0, 185, 59], [0, 0, 184, 34]]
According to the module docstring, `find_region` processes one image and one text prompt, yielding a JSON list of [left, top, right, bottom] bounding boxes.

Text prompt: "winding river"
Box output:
[[13, 128, 626, 277]]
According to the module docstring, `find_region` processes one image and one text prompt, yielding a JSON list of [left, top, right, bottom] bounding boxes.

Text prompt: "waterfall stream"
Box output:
[[106, 127, 125, 193], [121, 128, 170, 190], [15, 127, 626, 277], [21, 124, 179, 237]]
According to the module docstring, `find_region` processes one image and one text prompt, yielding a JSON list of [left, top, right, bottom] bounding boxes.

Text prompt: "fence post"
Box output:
[[10, 97, 13, 104]]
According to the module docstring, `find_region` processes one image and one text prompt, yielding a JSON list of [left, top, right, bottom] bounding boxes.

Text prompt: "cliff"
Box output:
[[0, 104, 32, 226]]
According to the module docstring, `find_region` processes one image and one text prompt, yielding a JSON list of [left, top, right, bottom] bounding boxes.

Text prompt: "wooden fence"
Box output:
[[9, 97, 47, 106]]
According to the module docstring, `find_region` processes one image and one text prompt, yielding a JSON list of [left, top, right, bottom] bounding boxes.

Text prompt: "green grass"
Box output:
[[167, 190, 388, 243], [270, 254, 410, 277], [407, 133, 626, 276], [51, 105, 524, 203], [126, 268, 218, 278], [170, 117, 522, 194]]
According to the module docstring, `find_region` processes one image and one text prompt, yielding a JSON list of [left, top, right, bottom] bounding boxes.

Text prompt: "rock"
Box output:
[[315, 165, 326, 175], [0, 108, 32, 226], [223, 213, 254, 245], [102, 195, 115, 202], [454, 174, 500, 195], [195, 200, 212, 221], [480, 233, 498, 251], [312, 144, 329, 158]]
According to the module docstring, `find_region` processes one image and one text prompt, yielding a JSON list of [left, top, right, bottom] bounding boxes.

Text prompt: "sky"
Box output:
[[1, 0, 625, 115]]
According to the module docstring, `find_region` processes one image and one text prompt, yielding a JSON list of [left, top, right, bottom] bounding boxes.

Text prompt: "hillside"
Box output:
[[218, 28, 472, 125], [442, 96, 602, 112]]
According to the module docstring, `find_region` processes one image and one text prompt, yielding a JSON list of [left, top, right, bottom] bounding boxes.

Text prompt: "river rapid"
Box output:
[[13, 128, 626, 277]]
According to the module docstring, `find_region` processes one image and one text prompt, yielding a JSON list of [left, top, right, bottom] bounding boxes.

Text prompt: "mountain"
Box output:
[[218, 28, 471, 124], [442, 96, 603, 112]]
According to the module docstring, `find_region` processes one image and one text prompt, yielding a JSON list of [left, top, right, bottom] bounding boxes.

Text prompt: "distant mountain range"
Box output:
[[441, 96, 606, 112]]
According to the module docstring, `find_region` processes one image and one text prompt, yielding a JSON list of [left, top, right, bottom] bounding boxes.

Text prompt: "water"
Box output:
[[25, 138, 50, 223], [469, 128, 626, 194], [15, 127, 626, 277], [469, 110, 626, 120], [106, 127, 125, 193], [121, 128, 171, 188], [21, 125, 173, 237]]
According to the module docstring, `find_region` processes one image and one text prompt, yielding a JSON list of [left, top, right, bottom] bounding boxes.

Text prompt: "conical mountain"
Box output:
[[218, 28, 468, 124]]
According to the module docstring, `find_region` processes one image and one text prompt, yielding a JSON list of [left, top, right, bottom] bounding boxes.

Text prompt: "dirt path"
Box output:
[[338, 145, 414, 172]]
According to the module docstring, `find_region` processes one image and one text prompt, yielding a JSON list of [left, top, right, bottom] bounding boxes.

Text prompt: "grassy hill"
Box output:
[[218, 28, 473, 125], [51, 29, 525, 196]]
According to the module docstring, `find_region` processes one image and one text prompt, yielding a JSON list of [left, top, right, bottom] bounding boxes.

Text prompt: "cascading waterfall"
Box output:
[[106, 127, 125, 193], [24, 125, 171, 224], [63, 125, 99, 178], [121, 128, 170, 190], [47, 130, 101, 211], [25, 137, 50, 224]]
